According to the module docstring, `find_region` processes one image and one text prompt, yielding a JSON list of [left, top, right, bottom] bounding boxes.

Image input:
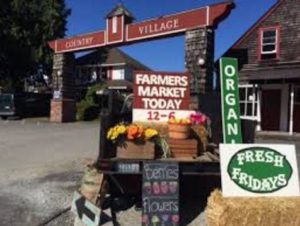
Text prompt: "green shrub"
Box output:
[[76, 83, 107, 121]]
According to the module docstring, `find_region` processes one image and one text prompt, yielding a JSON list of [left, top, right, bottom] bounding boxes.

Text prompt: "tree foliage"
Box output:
[[0, 0, 70, 91]]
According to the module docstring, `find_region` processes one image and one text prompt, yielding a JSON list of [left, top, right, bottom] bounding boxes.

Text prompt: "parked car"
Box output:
[[0, 92, 52, 119]]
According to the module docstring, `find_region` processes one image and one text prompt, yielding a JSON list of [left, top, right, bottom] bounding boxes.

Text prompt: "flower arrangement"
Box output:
[[107, 123, 170, 158], [189, 111, 212, 151], [107, 123, 158, 142], [168, 117, 191, 125], [189, 112, 207, 125], [190, 111, 211, 136]]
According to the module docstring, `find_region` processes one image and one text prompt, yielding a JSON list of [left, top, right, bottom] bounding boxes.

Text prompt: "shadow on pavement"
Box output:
[[180, 175, 221, 225]]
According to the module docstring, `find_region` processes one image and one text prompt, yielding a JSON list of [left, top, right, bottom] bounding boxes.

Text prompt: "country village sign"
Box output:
[[47, 2, 234, 123], [48, 3, 233, 53]]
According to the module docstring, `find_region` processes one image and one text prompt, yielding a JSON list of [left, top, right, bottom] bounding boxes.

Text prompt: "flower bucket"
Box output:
[[168, 124, 190, 140]]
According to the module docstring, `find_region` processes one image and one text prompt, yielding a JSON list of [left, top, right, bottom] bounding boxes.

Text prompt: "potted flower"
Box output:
[[168, 117, 192, 140], [189, 111, 210, 152], [106, 123, 160, 159]]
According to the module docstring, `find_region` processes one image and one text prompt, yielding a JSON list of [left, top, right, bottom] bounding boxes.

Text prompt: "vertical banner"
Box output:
[[220, 58, 242, 144], [142, 162, 180, 226]]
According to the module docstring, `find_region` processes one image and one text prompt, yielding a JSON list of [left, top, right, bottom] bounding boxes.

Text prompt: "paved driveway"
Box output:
[[0, 119, 99, 181], [0, 119, 99, 225]]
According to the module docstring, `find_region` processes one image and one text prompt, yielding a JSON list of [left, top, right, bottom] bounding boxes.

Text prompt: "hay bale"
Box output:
[[79, 167, 103, 202], [191, 124, 209, 152], [206, 190, 300, 226]]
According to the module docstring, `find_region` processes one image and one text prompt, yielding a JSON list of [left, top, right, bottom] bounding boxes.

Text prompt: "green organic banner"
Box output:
[[220, 58, 242, 144]]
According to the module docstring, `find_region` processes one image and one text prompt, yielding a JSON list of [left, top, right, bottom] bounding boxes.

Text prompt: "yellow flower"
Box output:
[[111, 130, 119, 140], [107, 125, 124, 141], [107, 128, 114, 139], [116, 125, 127, 134], [144, 128, 158, 140]]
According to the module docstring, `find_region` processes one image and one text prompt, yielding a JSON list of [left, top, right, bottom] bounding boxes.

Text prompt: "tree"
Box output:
[[0, 0, 70, 91]]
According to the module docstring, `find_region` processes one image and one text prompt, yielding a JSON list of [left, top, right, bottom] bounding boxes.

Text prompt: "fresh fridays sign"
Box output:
[[220, 144, 300, 197], [220, 58, 242, 144], [133, 71, 192, 122]]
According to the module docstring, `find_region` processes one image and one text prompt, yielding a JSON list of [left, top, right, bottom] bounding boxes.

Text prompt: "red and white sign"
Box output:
[[133, 71, 192, 122], [126, 7, 207, 42], [49, 2, 233, 53], [49, 31, 106, 53]]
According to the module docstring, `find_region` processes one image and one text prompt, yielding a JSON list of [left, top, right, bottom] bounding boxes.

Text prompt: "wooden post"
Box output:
[[289, 84, 294, 135], [257, 87, 262, 131]]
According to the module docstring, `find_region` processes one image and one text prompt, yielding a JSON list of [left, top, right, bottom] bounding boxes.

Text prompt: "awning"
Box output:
[[240, 66, 300, 82]]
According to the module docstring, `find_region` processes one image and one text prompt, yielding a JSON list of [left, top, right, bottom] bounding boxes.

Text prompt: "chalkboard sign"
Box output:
[[142, 162, 180, 226]]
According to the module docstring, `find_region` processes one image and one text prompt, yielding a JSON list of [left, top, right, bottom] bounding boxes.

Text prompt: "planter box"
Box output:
[[171, 150, 198, 159], [116, 141, 155, 159], [168, 138, 198, 159]]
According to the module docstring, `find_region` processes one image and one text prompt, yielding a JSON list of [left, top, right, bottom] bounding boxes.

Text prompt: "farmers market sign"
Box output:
[[220, 57, 242, 144], [133, 71, 193, 122], [220, 144, 300, 197]]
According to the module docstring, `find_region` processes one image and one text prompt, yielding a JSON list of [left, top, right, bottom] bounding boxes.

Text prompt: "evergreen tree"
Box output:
[[0, 0, 70, 91]]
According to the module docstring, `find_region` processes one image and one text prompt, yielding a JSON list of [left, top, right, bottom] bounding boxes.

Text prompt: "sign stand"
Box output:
[[142, 162, 180, 226]]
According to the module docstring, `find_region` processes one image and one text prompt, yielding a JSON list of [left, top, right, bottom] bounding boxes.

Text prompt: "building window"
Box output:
[[239, 84, 259, 120], [259, 26, 280, 60], [112, 68, 125, 80], [112, 16, 118, 34]]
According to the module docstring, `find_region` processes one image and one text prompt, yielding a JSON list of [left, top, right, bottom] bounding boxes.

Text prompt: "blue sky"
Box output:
[[65, 0, 277, 71]]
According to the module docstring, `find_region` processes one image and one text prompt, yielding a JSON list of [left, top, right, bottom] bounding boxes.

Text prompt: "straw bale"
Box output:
[[206, 189, 300, 226]]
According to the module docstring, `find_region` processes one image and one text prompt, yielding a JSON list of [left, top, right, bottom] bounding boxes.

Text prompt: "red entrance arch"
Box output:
[[48, 2, 234, 122]]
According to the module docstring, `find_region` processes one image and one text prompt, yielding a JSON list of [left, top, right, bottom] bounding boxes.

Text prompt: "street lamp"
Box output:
[[198, 57, 205, 66]]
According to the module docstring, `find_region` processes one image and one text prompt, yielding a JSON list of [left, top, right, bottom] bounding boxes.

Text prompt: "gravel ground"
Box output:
[[0, 161, 82, 226], [0, 119, 98, 226]]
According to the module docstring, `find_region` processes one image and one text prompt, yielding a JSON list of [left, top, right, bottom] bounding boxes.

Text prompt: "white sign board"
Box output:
[[71, 191, 101, 226], [220, 144, 300, 197], [133, 109, 194, 122], [133, 71, 191, 122]]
